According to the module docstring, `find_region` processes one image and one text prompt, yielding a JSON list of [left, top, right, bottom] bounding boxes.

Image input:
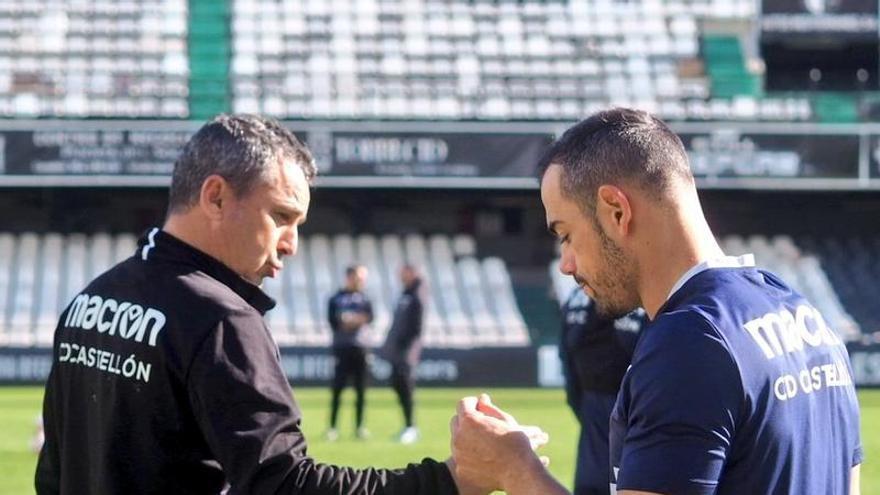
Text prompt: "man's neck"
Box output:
[[637, 215, 723, 320], [163, 214, 218, 262]]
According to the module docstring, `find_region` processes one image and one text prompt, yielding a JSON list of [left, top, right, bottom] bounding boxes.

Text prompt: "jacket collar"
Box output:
[[137, 227, 276, 314]]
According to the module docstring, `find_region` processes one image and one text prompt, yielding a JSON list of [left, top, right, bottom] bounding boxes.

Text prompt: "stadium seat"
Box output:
[[0, 0, 190, 117], [34, 234, 63, 346], [228, 0, 810, 122], [7, 233, 39, 345], [0, 232, 532, 349], [482, 257, 530, 345], [0, 234, 15, 337]]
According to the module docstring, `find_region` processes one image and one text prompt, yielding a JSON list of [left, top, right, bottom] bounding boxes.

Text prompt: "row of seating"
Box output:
[[0, 232, 529, 348], [548, 234, 866, 343], [798, 236, 880, 344], [0, 0, 815, 120], [230, 0, 806, 121], [0, 0, 189, 117], [236, 94, 811, 121]]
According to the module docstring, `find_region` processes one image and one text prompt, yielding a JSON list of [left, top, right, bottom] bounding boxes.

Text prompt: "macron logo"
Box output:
[[743, 305, 840, 360], [64, 293, 166, 347]]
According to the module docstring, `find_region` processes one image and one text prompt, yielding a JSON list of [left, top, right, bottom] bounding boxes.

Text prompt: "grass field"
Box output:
[[1, 387, 877, 494]]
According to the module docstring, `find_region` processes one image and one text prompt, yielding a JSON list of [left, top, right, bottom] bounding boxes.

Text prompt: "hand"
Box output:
[[475, 394, 551, 454], [450, 394, 549, 493], [445, 458, 492, 495], [340, 312, 367, 331]]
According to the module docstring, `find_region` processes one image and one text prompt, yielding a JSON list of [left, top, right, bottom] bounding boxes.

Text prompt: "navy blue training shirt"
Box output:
[[327, 289, 373, 348], [610, 256, 862, 495]]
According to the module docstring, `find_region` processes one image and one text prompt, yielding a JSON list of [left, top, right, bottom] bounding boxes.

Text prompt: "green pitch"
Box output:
[[1, 387, 878, 494]]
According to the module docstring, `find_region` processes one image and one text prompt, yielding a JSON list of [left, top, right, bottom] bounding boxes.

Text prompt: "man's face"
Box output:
[[400, 266, 417, 287], [347, 267, 368, 291], [541, 165, 639, 319], [219, 159, 310, 285]]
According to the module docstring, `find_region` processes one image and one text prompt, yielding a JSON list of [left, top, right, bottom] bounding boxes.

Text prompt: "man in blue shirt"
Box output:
[[326, 265, 374, 440], [449, 108, 862, 495], [559, 288, 645, 495]]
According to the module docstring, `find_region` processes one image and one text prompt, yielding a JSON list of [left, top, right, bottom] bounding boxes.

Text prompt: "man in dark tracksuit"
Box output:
[[326, 265, 373, 439], [380, 264, 424, 444], [559, 287, 646, 495], [35, 114, 460, 494]]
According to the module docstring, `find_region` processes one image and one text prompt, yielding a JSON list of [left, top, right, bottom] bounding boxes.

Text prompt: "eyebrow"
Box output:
[[274, 201, 306, 223]]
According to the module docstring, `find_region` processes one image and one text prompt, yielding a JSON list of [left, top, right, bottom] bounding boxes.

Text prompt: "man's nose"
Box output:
[[277, 226, 297, 257], [558, 248, 575, 276]]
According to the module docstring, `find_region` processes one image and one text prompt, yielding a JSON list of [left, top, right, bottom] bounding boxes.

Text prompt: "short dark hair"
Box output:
[[346, 265, 365, 277], [537, 108, 692, 215], [168, 114, 317, 214]]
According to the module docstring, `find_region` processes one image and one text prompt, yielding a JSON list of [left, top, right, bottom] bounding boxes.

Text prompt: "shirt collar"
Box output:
[[136, 227, 276, 314], [666, 253, 756, 302]]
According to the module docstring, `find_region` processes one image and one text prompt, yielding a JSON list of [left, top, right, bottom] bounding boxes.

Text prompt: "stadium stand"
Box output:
[[0, 232, 530, 349], [798, 236, 880, 345], [230, 0, 811, 121], [548, 233, 875, 344], [0, 1, 189, 118], [0, 0, 845, 121]]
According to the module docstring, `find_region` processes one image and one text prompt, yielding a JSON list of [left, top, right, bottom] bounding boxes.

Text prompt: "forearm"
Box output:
[[502, 451, 569, 495]]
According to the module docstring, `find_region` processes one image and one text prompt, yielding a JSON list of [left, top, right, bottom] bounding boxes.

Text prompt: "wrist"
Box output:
[[445, 457, 487, 495], [499, 445, 546, 493]]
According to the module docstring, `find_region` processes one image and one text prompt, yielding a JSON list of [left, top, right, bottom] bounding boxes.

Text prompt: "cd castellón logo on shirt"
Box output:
[[743, 304, 853, 401]]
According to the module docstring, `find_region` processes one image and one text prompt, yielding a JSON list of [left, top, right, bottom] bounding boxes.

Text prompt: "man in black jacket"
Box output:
[[326, 265, 373, 440], [559, 287, 645, 495], [380, 264, 425, 444], [35, 114, 463, 495]]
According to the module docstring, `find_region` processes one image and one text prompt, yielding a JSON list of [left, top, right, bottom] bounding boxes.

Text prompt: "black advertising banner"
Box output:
[[849, 343, 880, 386], [0, 346, 538, 386], [868, 133, 880, 179], [6, 344, 879, 387], [0, 129, 191, 176], [761, 0, 879, 39], [680, 131, 860, 180], [0, 122, 872, 187], [0, 127, 552, 180], [276, 346, 538, 387], [304, 130, 552, 178]]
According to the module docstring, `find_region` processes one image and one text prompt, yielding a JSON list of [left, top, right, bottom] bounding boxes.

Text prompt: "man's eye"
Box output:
[[272, 212, 290, 225], [559, 235, 569, 245]]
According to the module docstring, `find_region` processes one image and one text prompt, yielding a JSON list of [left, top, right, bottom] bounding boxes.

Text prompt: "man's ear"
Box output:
[[596, 184, 633, 237], [199, 175, 229, 221]]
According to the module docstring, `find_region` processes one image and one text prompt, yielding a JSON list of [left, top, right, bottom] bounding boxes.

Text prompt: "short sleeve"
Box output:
[[616, 312, 744, 495]]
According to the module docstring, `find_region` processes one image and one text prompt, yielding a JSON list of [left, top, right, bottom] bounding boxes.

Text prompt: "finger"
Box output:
[[515, 426, 550, 450], [457, 396, 479, 416], [476, 394, 517, 425]]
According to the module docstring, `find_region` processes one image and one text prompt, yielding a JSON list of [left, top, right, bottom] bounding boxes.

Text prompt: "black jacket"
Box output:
[[36, 228, 455, 495], [380, 281, 424, 367], [559, 288, 645, 409]]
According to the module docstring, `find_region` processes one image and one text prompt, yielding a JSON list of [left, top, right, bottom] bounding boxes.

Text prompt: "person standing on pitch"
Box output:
[[450, 108, 862, 495], [326, 265, 373, 441], [559, 287, 645, 495], [380, 264, 425, 444], [36, 114, 476, 494]]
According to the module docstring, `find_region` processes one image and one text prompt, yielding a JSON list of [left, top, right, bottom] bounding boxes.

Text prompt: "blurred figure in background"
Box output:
[[381, 264, 425, 444], [559, 287, 645, 495], [326, 264, 373, 440]]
